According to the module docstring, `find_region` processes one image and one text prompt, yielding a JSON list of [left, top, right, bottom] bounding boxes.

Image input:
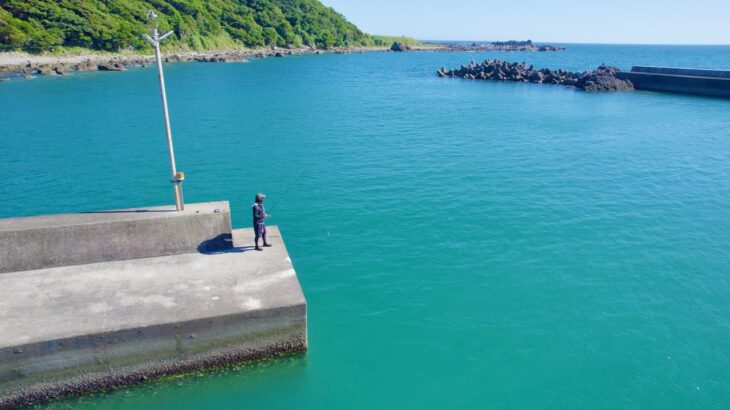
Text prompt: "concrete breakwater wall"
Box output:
[[0, 202, 233, 273], [0, 202, 307, 408], [617, 66, 730, 98]]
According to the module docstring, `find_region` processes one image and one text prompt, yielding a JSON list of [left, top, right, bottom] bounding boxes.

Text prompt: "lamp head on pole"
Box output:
[[144, 10, 173, 44], [147, 10, 159, 27]]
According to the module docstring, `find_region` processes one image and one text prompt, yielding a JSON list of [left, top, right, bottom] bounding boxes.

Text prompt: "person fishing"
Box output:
[[252, 193, 271, 251]]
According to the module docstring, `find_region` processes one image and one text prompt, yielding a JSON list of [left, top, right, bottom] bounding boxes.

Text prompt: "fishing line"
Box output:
[[267, 166, 311, 213]]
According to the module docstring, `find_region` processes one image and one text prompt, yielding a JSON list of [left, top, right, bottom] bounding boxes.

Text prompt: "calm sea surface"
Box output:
[[2, 44, 730, 409]]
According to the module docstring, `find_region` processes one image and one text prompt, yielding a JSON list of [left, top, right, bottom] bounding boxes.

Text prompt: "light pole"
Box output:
[[143, 10, 184, 211]]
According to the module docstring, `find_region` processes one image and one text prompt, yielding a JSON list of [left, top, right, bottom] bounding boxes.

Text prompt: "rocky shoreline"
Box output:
[[0, 46, 387, 81], [437, 59, 635, 92]]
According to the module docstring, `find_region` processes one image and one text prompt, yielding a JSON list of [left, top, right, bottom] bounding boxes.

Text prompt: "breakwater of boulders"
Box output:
[[437, 59, 634, 92]]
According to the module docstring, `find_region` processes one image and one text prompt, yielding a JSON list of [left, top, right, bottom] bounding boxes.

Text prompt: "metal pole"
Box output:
[[145, 15, 184, 211]]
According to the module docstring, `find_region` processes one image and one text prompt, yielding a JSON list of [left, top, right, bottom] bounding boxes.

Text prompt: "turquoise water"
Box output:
[[2, 44, 730, 409]]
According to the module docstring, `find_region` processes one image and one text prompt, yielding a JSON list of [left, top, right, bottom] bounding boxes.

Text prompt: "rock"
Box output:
[[195, 55, 227, 62], [222, 55, 248, 63], [127, 58, 145, 67], [37, 66, 52, 75], [97, 62, 125, 71], [544, 74, 560, 84], [537, 45, 566, 52], [576, 66, 634, 92], [22, 65, 39, 75], [274, 52, 284, 57], [528, 71, 543, 83], [74, 60, 96, 72], [390, 42, 411, 52], [53, 65, 68, 76]]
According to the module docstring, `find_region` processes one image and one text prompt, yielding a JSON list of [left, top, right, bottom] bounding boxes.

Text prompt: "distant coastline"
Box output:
[[0, 43, 449, 81], [431, 40, 565, 52], [0, 39, 568, 81], [389, 39, 566, 53]]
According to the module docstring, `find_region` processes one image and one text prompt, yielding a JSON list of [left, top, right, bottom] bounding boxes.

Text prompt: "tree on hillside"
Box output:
[[0, 0, 374, 52]]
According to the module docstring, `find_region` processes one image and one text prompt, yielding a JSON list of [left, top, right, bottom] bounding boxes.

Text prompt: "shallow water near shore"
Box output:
[[2, 44, 730, 409]]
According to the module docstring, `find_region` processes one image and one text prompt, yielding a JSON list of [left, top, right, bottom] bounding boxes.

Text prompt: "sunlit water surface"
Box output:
[[2, 44, 730, 409]]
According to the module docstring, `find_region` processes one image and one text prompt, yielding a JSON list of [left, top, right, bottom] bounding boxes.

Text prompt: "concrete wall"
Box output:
[[0, 202, 233, 273], [618, 67, 730, 98], [0, 305, 306, 400], [631, 66, 730, 79]]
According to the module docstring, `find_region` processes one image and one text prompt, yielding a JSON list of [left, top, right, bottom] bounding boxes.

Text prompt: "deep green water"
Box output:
[[2, 44, 730, 409]]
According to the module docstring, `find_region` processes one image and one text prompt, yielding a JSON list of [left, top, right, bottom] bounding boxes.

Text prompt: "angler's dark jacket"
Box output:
[[252, 202, 266, 224]]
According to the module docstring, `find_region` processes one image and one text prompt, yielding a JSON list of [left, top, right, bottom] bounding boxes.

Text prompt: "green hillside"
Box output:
[[0, 0, 399, 52]]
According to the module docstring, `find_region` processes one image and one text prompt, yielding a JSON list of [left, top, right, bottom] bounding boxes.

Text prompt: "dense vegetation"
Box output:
[[0, 0, 412, 52]]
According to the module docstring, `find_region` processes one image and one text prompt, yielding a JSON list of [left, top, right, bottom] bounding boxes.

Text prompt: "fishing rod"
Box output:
[[267, 166, 311, 214]]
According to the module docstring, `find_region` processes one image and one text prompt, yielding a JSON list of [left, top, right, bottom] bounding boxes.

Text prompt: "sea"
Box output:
[[2, 43, 730, 409]]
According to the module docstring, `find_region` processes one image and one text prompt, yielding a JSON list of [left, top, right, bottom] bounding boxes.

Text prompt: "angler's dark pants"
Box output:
[[254, 222, 266, 239]]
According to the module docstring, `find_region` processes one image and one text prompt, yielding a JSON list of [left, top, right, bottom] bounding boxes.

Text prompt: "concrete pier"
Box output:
[[617, 66, 730, 98], [0, 203, 306, 408]]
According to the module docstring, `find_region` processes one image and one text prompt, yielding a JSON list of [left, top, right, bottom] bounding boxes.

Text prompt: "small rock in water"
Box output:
[[390, 42, 411, 52]]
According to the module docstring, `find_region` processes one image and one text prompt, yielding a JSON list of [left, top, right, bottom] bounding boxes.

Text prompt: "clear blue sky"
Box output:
[[320, 0, 730, 45]]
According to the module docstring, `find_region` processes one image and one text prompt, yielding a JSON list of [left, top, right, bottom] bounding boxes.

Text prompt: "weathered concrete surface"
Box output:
[[617, 66, 730, 98], [0, 227, 306, 408], [0, 202, 233, 274]]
